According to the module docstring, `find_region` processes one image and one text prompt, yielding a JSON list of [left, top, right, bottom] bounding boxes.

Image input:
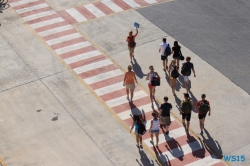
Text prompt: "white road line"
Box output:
[[30, 17, 64, 29], [54, 41, 91, 55], [46, 33, 82, 45], [158, 141, 203, 162], [9, 0, 38, 7], [22, 10, 56, 22], [185, 155, 220, 166], [38, 25, 73, 37], [144, 127, 187, 147], [123, 0, 140, 8], [101, 0, 123, 12], [84, 69, 123, 84], [63, 50, 102, 64], [66, 8, 87, 22], [16, 3, 49, 14], [84, 4, 106, 18], [106, 90, 147, 108], [144, 0, 157, 4], [73, 59, 112, 74], [94, 82, 124, 96]]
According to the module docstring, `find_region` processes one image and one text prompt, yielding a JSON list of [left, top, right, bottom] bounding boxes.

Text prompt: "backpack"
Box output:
[[181, 63, 191, 76], [127, 36, 136, 47], [171, 66, 179, 78], [181, 99, 192, 114], [151, 72, 160, 86], [138, 123, 146, 135], [164, 44, 171, 56], [199, 100, 210, 115]]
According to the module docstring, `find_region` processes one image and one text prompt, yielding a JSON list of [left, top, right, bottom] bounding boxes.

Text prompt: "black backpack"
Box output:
[[138, 123, 146, 135], [127, 36, 136, 47], [199, 100, 210, 115], [171, 66, 179, 78], [151, 72, 160, 86], [181, 99, 192, 114], [181, 63, 191, 76], [164, 44, 171, 56]]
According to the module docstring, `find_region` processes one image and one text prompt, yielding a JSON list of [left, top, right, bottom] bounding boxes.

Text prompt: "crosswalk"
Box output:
[[9, 0, 226, 165]]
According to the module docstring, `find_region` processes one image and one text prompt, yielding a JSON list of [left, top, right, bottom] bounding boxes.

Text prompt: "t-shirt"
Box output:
[[182, 62, 194, 76], [159, 42, 169, 56], [181, 99, 193, 113], [160, 103, 172, 117], [172, 46, 181, 58], [126, 35, 136, 47], [197, 100, 210, 115], [125, 71, 135, 84]]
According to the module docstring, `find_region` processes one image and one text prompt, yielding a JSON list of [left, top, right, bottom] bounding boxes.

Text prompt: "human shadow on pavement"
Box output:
[[178, 75, 185, 88], [136, 150, 156, 166], [164, 136, 184, 161], [187, 134, 206, 158], [153, 145, 171, 166], [202, 128, 223, 159], [132, 57, 147, 79], [51, 113, 59, 121], [189, 91, 198, 107], [129, 102, 143, 115], [174, 95, 181, 111]]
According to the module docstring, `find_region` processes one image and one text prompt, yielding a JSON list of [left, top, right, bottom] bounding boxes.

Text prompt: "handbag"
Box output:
[[151, 72, 160, 86], [179, 50, 184, 61]]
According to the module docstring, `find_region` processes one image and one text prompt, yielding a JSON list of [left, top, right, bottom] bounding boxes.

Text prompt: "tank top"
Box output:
[[151, 119, 159, 130], [148, 72, 155, 84]]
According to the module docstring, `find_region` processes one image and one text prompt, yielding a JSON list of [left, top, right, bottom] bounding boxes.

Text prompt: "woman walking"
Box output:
[[146, 66, 160, 105], [130, 115, 145, 149], [149, 112, 160, 146], [171, 41, 181, 67], [168, 60, 179, 95], [123, 65, 138, 102], [126, 28, 138, 62]]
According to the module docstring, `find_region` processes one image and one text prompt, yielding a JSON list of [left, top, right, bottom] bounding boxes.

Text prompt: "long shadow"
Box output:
[[152, 145, 170, 166], [202, 128, 223, 159], [189, 91, 198, 109], [136, 150, 156, 166], [174, 95, 181, 111], [132, 57, 147, 79], [176, 79, 182, 92], [0, 1, 10, 12], [164, 136, 184, 161], [178, 75, 185, 88], [187, 134, 206, 158]]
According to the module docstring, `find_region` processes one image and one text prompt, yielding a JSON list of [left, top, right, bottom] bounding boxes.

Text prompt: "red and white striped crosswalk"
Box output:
[[9, 0, 226, 165]]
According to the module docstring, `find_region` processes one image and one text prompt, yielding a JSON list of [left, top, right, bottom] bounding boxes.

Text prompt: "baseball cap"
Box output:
[[183, 93, 189, 98]]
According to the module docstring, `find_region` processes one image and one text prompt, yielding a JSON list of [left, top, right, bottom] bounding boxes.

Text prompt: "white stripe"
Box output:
[[30, 17, 64, 29], [144, 0, 157, 4], [101, 0, 123, 12], [64, 50, 102, 64], [106, 90, 147, 108], [54, 41, 91, 55], [144, 117, 175, 130], [158, 141, 203, 162], [10, 0, 38, 7], [118, 103, 156, 121], [84, 69, 123, 84], [84, 4, 106, 18], [16, 3, 49, 14], [123, 0, 140, 8], [22, 10, 56, 22], [66, 8, 87, 22], [94, 82, 124, 96], [73, 59, 112, 74], [144, 127, 187, 147], [46, 33, 82, 45], [185, 155, 220, 166], [38, 25, 73, 37]]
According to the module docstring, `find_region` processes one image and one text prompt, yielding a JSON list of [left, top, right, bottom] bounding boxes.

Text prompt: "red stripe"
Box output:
[[51, 38, 86, 50], [42, 29, 78, 41], [12, 0, 44, 10], [27, 14, 59, 24], [100, 86, 141, 102], [112, 96, 151, 114], [9, 0, 19, 3], [211, 162, 226, 166], [69, 55, 106, 69], [34, 21, 68, 32], [60, 46, 97, 59], [76, 6, 96, 20], [89, 74, 124, 90], [134, 0, 149, 7], [111, 0, 131, 10], [93, 1, 114, 15], [19, 7, 52, 17], [58, 10, 78, 24], [79, 64, 118, 79], [124, 111, 157, 127]]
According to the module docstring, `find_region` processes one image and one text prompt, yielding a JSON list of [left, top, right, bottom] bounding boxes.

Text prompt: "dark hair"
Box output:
[[201, 94, 206, 99], [152, 112, 157, 117], [164, 96, 168, 101], [133, 115, 142, 124], [163, 38, 166, 43], [174, 41, 180, 47], [186, 56, 191, 61]]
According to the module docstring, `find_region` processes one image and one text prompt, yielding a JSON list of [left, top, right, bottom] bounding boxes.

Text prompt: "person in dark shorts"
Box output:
[[159, 38, 170, 71], [126, 28, 138, 62], [180, 93, 193, 132], [159, 96, 172, 135], [196, 94, 211, 135], [181, 56, 196, 93], [171, 41, 181, 67]]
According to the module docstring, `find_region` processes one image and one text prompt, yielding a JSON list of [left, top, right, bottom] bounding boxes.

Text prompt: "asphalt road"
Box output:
[[137, 0, 250, 94]]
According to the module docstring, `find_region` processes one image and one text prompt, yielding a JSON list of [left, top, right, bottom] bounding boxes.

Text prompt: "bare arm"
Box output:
[[149, 120, 153, 132], [146, 73, 149, 80], [134, 28, 138, 37], [130, 121, 134, 133], [156, 72, 161, 79], [192, 68, 196, 77], [158, 109, 162, 118], [123, 74, 127, 85]]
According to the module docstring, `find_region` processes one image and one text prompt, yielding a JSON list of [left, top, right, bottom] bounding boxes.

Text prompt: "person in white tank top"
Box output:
[[149, 112, 160, 146], [146, 65, 160, 105]]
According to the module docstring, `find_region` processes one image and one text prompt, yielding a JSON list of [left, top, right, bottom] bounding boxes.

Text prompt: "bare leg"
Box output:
[[173, 79, 177, 92], [155, 133, 159, 146], [199, 119, 204, 131], [139, 136, 142, 145], [152, 87, 156, 98], [130, 90, 134, 101], [149, 88, 153, 103], [177, 59, 180, 67], [187, 121, 190, 130], [136, 135, 139, 144], [162, 60, 165, 70], [150, 133, 153, 142], [166, 58, 168, 69], [185, 80, 189, 93], [126, 88, 129, 98]]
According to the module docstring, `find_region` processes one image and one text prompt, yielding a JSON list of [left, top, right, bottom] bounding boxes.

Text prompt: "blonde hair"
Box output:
[[169, 60, 176, 70], [149, 65, 154, 71], [129, 31, 133, 35], [128, 65, 132, 71]]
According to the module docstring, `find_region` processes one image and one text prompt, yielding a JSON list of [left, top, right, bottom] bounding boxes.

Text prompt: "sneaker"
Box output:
[[165, 131, 169, 135], [126, 96, 129, 100], [150, 140, 154, 145], [140, 145, 143, 149], [200, 131, 204, 135], [136, 144, 139, 148]]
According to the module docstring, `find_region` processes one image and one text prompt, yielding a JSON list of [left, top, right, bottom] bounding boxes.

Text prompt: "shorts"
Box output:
[[125, 84, 135, 91], [198, 113, 207, 119], [182, 113, 191, 121], [128, 46, 135, 54], [173, 56, 180, 60], [183, 76, 189, 82], [161, 55, 167, 60], [134, 130, 139, 136], [160, 116, 171, 126], [148, 83, 155, 88], [150, 130, 159, 134]]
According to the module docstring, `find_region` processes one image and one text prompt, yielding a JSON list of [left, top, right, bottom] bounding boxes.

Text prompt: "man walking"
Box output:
[[196, 94, 211, 135], [126, 28, 139, 62], [181, 56, 196, 93], [123, 65, 138, 102], [159, 38, 171, 72], [180, 93, 193, 132], [159, 96, 172, 135]]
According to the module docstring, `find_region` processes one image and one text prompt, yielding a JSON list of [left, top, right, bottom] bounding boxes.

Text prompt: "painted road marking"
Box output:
[[54, 41, 91, 55], [84, 4, 106, 18], [46, 33, 82, 45], [16, 3, 49, 14], [123, 0, 141, 8], [66, 8, 87, 22], [101, 0, 123, 12], [94, 82, 124, 96], [22, 10, 56, 22], [30, 17, 64, 29], [9, 0, 39, 7]]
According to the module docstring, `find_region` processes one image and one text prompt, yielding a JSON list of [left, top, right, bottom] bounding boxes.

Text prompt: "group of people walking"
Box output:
[[124, 29, 211, 148]]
